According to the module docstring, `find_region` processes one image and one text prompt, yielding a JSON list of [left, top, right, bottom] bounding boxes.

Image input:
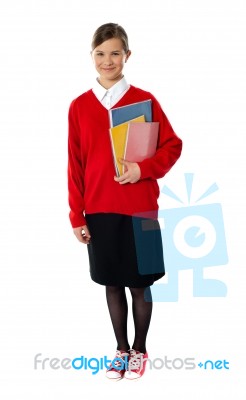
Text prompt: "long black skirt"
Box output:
[[85, 213, 165, 288]]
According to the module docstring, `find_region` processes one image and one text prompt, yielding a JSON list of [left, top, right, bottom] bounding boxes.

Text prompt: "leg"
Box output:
[[105, 286, 130, 351], [129, 286, 152, 354]]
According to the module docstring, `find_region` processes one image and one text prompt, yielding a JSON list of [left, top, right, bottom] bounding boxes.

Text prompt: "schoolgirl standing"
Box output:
[[68, 22, 182, 380]]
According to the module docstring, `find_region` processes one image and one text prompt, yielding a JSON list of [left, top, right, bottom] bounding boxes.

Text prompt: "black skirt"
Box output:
[[85, 213, 165, 288]]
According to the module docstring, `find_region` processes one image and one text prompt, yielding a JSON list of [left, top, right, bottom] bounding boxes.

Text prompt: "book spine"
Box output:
[[108, 129, 120, 177], [123, 124, 131, 174]]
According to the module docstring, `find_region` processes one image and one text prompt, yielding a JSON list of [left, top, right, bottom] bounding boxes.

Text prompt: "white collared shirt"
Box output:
[[92, 76, 130, 109]]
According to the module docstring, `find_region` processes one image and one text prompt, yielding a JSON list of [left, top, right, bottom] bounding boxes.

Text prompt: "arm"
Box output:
[[137, 96, 182, 180], [67, 99, 87, 228], [114, 96, 182, 184]]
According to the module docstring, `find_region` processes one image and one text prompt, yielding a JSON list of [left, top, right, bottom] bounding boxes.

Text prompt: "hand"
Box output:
[[73, 225, 91, 244], [114, 159, 141, 184]]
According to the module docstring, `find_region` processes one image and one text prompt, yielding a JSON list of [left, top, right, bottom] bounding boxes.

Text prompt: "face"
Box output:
[[91, 38, 131, 88]]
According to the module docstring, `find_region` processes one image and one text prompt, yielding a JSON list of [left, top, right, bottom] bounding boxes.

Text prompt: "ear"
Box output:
[[125, 50, 131, 62]]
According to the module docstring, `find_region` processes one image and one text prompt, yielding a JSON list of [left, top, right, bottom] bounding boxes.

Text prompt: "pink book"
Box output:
[[123, 122, 159, 171]]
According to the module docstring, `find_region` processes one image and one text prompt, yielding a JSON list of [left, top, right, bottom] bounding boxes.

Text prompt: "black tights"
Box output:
[[105, 286, 152, 354]]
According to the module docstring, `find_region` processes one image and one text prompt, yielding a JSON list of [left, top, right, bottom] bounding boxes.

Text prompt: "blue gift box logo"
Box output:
[[133, 173, 229, 302]]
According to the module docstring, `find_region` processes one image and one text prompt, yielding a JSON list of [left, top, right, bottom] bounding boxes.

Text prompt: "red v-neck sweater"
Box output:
[[68, 85, 182, 228]]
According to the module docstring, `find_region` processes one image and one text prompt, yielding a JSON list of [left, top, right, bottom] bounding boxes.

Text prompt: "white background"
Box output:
[[0, 0, 245, 398]]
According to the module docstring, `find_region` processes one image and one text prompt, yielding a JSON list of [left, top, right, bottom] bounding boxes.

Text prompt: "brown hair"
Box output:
[[91, 23, 129, 53]]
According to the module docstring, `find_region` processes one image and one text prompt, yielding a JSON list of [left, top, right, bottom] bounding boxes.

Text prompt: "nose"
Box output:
[[104, 54, 113, 65]]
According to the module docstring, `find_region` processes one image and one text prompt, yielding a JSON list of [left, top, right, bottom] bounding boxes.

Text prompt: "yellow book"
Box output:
[[109, 115, 145, 176]]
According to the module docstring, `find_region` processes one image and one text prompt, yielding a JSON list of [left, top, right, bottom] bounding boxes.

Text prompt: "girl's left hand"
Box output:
[[114, 159, 141, 184]]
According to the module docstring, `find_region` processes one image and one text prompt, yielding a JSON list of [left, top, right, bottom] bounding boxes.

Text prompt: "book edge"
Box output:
[[111, 98, 152, 112], [124, 121, 160, 164]]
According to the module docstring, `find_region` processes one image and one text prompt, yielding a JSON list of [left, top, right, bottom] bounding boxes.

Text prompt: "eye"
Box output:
[[112, 52, 120, 56], [96, 52, 104, 56]]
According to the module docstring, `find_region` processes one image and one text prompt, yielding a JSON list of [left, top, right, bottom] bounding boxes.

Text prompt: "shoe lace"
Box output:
[[128, 349, 144, 370], [111, 350, 129, 368]]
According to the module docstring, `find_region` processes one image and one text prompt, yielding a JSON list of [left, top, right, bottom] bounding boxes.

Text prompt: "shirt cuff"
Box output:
[[137, 158, 153, 180], [69, 212, 87, 228]]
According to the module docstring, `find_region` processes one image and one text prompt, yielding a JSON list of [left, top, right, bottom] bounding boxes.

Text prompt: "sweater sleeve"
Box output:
[[67, 99, 86, 228], [137, 96, 182, 180]]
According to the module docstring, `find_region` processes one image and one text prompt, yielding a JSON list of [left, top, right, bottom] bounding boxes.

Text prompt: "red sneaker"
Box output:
[[106, 350, 129, 380], [124, 349, 148, 379]]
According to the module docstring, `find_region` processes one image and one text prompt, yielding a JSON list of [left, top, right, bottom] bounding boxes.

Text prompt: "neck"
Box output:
[[97, 75, 123, 89]]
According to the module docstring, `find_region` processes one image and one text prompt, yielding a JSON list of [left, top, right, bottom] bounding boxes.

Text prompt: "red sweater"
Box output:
[[68, 85, 182, 228]]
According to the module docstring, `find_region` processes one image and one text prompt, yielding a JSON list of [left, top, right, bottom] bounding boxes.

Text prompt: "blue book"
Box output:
[[109, 99, 152, 127]]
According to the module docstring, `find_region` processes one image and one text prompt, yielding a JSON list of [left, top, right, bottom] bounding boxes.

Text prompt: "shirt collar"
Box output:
[[92, 76, 129, 102]]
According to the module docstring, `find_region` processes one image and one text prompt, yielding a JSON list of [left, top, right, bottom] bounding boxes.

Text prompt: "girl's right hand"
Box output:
[[73, 225, 91, 244]]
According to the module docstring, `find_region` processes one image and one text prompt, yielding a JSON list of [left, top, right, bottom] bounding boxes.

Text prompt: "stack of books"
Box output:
[[109, 100, 159, 177]]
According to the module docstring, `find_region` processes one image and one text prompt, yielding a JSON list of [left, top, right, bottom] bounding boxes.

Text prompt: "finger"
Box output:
[[114, 173, 129, 182], [118, 158, 127, 165], [74, 228, 90, 244], [119, 178, 131, 185], [82, 234, 91, 244], [75, 231, 86, 243], [83, 226, 91, 239], [118, 158, 131, 172]]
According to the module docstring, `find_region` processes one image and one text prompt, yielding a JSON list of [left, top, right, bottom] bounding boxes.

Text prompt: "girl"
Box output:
[[68, 23, 182, 380]]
